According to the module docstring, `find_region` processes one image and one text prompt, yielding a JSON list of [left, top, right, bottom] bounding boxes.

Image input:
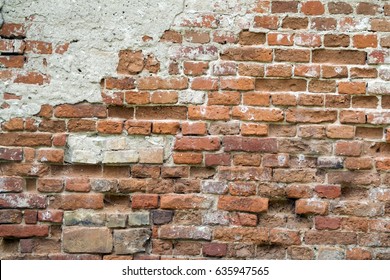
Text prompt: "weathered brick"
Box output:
[[114, 229, 151, 254], [295, 199, 328, 215], [54, 103, 107, 118], [218, 196, 268, 213], [0, 177, 25, 192], [0, 193, 46, 208], [0, 225, 49, 238], [51, 194, 104, 210], [161, 194, 212, 210], [223, 136, 277, 153], [63, 227, 112, 253], [159, 225, 211, 240]]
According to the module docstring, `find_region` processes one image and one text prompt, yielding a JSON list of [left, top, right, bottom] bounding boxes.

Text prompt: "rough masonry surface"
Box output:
[[0, 0, 390, 260]]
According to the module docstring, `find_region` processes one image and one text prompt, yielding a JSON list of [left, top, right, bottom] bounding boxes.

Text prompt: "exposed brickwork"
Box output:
[[1, 0, 390, 260]]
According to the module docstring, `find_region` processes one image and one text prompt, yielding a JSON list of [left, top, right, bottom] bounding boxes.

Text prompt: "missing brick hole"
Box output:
[[104, 194, 130, 211]]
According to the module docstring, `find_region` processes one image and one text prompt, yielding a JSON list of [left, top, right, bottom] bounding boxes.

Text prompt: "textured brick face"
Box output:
[[1, 0, 390, 260]]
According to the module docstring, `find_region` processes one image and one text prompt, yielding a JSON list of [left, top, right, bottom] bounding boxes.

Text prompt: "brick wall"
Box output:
[[0, 0, 390, 260]]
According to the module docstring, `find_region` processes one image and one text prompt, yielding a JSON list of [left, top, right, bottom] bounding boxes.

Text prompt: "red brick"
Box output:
[[0, 147, 23, 161], [182, 122, 207, 135], [136, 106, 187, 120], [242, 92, 270, 106], [229, 212, 257, 226], [0, 193, 47, 209], [357, 2, 380, 15], [37, 149, 64, 164], [239, 31, 266, 45], [51, 194, 104, 210], [24, 210, 38, 224], [351, 67, 378, 78], [218, 196, 268, 213], [38, 210, 63, 223], [125, 91, 150, 105], [67, 119, 96, 132], [203, 243, 227, 257], [315, 216, 341, 230], [54, 103, 107, 118], [223, 136, 277, 153], [315, 185, 341, 199], [353, 35, 378, 48], [97, 120, 123, 134], [295, 199, 328, 215], [335, 141, 362, 156], [214, 227, 268, 244], [272, 93, 297, 106], [52, 134, 67, 147], [221, 47, 273, 62], [339, 82, 366, 95], [131, 166, 160, 179], [174, 136, 220, 151], [326, 125, 355, 139], [232, 107, 283, 122], [312, 50, 366, 65], [205, 153, 230, 166], [220, 77, 255, 91], [184, 30, 210, 43], [132, 194, 159, 209], [191, 77, 218, 90], [173, 153, 203, 165], [218, 167, 271, 181], [238, 64, 264, 77], [286, 185, 312, 199], [152, 122, 180, 134], [346, 248, 372, 260], [271, 1, 298, 13], [183, 61, 209, 76], [228, 182, 256, 196], [213, 30, 238, 44], [268, 33, 294, 46], [160, 30, 182, 43], [275, 49, 310, 63], [282, 17, 308, 29], [233, 153, 261, 166], [65, 178, 91, 192], [0, 209, 22, 224], [294, 33, 321, 47], [37, 178, 64, 193], [241, 123, 268, 136], [253, 16, 279, 29], [0, 23, 26, 38], [328, 2, 353, 14], [266, 65, 292, 78], [150, 91, 178, 104], [255, 79, 306, 91], [309, 80, 336, 93], [39, 120, 66, 133], [15, 72, 50, 85], [270, 229, 301, 245], [286, 108, 337, 123], [0, 176, 25, 192], [340, 110, 366, 124], [0, 55, 24, 68], [138, 76, 188, 90], [188, 106, 230, 121], [311, 18, 337, 31], [344, 157, 373, 170], [208, 91, 240, 105], [305, 230, 356, 245], [124, 120, 151, 135], [0, 225, 49, 238], [105, 77, 135, 90], [161, 166, 189, 178], [117, 50, 144, 74], [25, 40, 52, 54], [0, 133, 52, 147], [301, 1, 325, 15]]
